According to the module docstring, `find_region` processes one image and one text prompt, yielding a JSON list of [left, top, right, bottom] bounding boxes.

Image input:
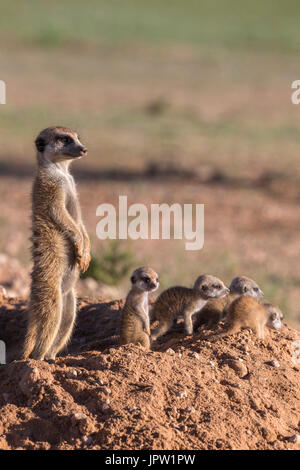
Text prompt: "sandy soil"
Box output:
[[0, 294, 299, 450]]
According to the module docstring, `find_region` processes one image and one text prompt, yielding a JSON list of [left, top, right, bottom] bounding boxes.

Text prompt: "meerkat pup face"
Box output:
[[130, 266, 159, 293], [263, 302, 283, 330], [35, 126, 87, 163], [195, 274, 230, 300], [229, 276, 264, 300]]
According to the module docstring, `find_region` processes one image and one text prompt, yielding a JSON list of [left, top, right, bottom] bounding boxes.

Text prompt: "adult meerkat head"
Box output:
[[194, 274, 229, 300], [263, 302, 283, 330], [229, 276, 264, 300], [130, 266, 159, 293], [35, 126, 87, 164]]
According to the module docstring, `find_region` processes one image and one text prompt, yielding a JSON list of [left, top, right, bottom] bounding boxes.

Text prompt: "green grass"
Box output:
[[0, 0, 300, 324], [2, 102, 300, 143], [1, 0, 300, 52], [81, 240, 137, 285]]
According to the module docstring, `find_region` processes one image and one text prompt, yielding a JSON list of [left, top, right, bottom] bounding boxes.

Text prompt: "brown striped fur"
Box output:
[[193, 276, 264, 330], [120, 267, 159, 349], [151, 275, 229, 341], [215, 295, 283, 339]]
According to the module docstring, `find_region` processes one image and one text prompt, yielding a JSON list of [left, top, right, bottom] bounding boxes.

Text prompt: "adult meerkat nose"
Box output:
[[80, 147, 88, 155]]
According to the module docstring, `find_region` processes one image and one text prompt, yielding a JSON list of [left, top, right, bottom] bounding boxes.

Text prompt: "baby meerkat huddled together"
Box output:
[[193, 276, 283, 340], [193, 275, 264, 329], [120, 271, 229, 348], [151, 275, 229, 341], [120, 270, 284, 349], [219, 296, 283, 339]]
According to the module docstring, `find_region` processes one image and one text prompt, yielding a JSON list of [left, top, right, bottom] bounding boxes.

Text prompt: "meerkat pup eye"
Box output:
[[142, 277, 151, 283]]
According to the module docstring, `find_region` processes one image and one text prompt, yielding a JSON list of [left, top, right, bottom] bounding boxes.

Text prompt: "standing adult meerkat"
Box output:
[[214, 295, 283, 340], [23, 126, 91, 361], [193, 275, 264, 330], [120, 267, 159, 349], [151, 274, 229, 341]]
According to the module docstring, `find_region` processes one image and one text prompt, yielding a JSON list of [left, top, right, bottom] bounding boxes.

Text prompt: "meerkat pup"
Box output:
[[193, 275, 264, 330], [216, 295, 283, 339], [23, 126, 91, 361], [151, 274, 229, 341], [120, 267, 159, 349], [261, 301, 284, 330]]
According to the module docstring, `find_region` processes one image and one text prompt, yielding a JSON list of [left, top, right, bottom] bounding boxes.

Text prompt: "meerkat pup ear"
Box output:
[[130, 275, 136, 284], [201, 285, 208, 291], [35, 137, 45, 153]]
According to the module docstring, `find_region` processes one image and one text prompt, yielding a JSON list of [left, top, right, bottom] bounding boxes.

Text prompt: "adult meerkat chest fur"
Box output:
[[44, 160, 80, 223], [60, 167, 80, 222]]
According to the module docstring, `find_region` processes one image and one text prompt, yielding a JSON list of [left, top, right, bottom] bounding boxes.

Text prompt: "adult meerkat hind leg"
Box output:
[[24, 285, 63, 361], [136, 332, 151, 349], [45, 288, 76, 360]]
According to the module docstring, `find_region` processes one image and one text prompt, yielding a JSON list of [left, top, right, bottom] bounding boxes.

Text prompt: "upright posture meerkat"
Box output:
[[151, 274, 229, 341], [216, 295, 283, 339], [193, 275, 264, 330], [120, 267, 159, 349], [23, 126, 91, 361]]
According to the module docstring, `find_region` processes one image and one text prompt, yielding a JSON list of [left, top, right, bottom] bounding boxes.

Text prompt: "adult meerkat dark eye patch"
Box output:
[[56, 134, 74, 145]]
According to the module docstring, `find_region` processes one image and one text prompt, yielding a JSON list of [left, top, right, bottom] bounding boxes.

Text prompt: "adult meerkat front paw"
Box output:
[[79, 255, 89, 273], [145, 326, 151, 336], [74, 240, 85, 269], [82, 248, 91, 272]]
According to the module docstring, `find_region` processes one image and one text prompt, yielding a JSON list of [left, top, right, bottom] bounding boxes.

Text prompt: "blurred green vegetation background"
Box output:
[[0, 0, 300, 324]]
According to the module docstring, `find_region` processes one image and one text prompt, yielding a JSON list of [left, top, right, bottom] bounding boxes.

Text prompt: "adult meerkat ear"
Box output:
[[201, 285, 208, 291], [243, 286, 248, 293], [35, 137, 45, 153]]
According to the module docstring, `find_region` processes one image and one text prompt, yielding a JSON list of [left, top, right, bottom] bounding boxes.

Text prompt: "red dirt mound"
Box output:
[[0, 296, 299, 450]]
